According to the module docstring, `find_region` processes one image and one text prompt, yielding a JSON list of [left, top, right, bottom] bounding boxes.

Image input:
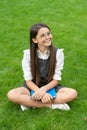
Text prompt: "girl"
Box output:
[[7, 23, 77, 111]]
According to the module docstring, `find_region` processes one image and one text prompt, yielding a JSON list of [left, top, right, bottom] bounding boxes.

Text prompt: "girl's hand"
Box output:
[[32, 87, 46, 101], [41, 93, 53, 103]]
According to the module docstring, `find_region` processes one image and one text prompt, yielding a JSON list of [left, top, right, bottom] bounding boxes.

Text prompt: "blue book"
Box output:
[[30, 88, 56, 99]]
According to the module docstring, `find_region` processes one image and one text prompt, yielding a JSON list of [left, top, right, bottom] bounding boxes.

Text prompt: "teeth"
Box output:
[[46, 39, 51, 42]]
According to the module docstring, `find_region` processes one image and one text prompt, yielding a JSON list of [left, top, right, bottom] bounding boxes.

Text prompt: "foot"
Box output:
[[20, 105, 36, 111], [51, 103, 70, 111], [20, 105, 28, 111]]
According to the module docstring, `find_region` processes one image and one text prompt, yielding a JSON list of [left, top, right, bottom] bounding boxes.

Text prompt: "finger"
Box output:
[[48, 94, 53, 99], [32, 94, 38, 100]]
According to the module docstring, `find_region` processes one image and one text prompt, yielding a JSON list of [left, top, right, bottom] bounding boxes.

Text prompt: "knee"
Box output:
[[71, 89, 78, 99], [7, 90, 16, 102]]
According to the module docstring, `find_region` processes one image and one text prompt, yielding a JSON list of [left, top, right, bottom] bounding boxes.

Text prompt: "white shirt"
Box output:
[[22, 48, 64, 81]]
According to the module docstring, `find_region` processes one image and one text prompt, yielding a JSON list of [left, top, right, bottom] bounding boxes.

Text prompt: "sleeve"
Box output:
[[22, 49, 33, 81], [53, 49, 64, 80]]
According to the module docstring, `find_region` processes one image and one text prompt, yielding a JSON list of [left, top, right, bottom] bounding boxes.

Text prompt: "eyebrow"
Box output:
[[39, 31, 51, 36]]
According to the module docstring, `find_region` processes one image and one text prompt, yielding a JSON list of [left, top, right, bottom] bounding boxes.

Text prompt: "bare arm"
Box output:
[[26, 80, 58, 102], [31, 80, 58, 101], [26, 80, 46, 100], [26, 80, 39, 91], [41, 79, 58, 91]]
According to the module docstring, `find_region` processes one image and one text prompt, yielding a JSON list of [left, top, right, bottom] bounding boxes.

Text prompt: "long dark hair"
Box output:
[[30, 23, 56, 86]]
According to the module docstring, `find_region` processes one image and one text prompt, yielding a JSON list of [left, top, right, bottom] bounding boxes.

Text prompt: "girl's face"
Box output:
[[32, 27, 52, 51]]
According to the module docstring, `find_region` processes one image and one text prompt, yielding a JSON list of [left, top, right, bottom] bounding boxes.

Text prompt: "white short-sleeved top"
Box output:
[[22, 48, 64, 81]]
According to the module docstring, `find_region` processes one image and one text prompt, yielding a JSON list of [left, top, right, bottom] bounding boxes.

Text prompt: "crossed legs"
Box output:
[[7, 87, 77, 109]]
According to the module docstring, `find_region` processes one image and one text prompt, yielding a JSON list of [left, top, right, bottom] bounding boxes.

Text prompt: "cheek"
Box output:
[[37, 39, 43, 45]]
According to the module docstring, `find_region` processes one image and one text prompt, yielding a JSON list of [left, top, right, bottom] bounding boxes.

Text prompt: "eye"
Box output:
[[36, 31, 52, 39], [40, 32, 51, 38], [47, 32, 51, 35], [40, 34, 45, 38]]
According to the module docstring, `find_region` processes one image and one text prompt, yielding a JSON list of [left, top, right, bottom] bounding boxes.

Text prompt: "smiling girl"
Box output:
[[7, 23, 77, 111]]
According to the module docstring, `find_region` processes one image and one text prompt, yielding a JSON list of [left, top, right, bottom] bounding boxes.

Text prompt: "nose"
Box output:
[[45, 34, 49, 38]]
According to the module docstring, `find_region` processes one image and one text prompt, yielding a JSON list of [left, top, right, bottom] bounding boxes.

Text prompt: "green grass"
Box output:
[[0, 0, 87, 130]]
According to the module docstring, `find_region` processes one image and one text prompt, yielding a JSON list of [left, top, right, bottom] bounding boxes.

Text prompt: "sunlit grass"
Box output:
[[0, 0, 87, 130]]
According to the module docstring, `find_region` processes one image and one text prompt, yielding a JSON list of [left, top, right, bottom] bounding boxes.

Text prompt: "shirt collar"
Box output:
[[37, 48, 50, 55]]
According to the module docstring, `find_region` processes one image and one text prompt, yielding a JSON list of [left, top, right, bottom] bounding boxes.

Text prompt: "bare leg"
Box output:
[[7, 87, 77, 110], [53, 87, 77, 104], [7, 87, 51, 108]]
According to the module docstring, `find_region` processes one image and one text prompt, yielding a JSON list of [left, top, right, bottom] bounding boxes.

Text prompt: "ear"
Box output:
[[32, 38, 37, 44]]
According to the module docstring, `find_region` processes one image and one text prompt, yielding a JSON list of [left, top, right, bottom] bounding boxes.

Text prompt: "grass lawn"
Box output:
[[0, 0, 87, 130]]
